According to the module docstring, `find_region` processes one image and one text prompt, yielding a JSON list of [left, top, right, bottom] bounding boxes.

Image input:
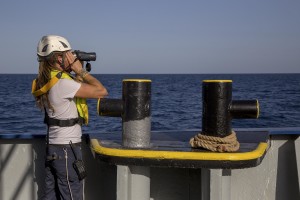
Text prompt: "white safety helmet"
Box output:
[[37, 35, 72, 57]]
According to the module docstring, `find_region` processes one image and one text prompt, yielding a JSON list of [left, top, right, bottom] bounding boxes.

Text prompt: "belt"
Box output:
[[44, 115, 85, 127]]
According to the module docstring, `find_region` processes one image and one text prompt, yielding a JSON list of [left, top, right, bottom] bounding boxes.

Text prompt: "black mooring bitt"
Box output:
[[202, 80, 259, 138], [97, 79, 152, 121], [97, 79, 152, 148]]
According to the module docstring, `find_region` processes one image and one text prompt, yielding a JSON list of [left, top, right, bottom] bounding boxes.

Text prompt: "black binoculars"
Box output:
[[73, 50, 96, 62], [73, 50, 96, 72]]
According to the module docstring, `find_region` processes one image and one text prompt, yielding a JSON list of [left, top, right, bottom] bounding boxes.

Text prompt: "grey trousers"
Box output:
[[42, 144, 83, 200]]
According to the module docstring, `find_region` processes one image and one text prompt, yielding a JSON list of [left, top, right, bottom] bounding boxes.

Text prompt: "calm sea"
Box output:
[[0, 74, 299, 135]]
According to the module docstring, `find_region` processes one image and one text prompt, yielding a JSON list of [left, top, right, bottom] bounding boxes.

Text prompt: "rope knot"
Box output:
[[189, 131, 240, 152]]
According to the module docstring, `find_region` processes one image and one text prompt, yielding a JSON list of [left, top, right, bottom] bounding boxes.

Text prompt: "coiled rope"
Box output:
[[189, 131, 240, 152]]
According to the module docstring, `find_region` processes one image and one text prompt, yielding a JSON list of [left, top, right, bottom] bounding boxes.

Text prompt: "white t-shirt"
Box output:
[[46, 79, 82, 144]]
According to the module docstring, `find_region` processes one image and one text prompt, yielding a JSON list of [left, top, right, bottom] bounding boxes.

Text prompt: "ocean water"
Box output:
[[0, 74, 299, 135]]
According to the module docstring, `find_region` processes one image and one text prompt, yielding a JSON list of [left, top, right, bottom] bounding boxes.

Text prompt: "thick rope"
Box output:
[[189, 131, 240, 152]]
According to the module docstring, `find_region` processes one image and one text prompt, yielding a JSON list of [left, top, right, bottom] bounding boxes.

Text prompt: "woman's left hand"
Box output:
[[65, 51, 83, 74]]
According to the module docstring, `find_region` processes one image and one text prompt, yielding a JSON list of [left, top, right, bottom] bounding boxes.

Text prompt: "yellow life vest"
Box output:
[[31, 70, 89, 125]]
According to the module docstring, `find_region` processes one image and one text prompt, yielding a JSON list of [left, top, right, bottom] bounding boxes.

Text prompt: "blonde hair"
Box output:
[[35, 52, 62, 111]]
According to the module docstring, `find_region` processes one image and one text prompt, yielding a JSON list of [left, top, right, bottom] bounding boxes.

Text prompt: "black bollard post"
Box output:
[[122, 79, 151, 148], [190, 80, 259, 152], [97, 79, 152, 200], [97, 79, 152, 147], [202, 80, 259, 137], [202, 80, 233, 137]]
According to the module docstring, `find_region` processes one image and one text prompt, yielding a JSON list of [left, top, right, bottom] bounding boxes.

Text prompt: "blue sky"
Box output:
[[0, 0, 299, 74]]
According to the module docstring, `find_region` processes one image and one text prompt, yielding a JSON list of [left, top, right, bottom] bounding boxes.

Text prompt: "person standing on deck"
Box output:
[[32, 35, 108, 200]]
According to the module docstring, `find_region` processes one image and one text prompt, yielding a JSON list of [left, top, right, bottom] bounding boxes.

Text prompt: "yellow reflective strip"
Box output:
[[203, 80, 232, 83], [91, 139, 268, 161], [123, 79, 152, 82], [31, 79, 37, 93], [32, 76, 60, 97]]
